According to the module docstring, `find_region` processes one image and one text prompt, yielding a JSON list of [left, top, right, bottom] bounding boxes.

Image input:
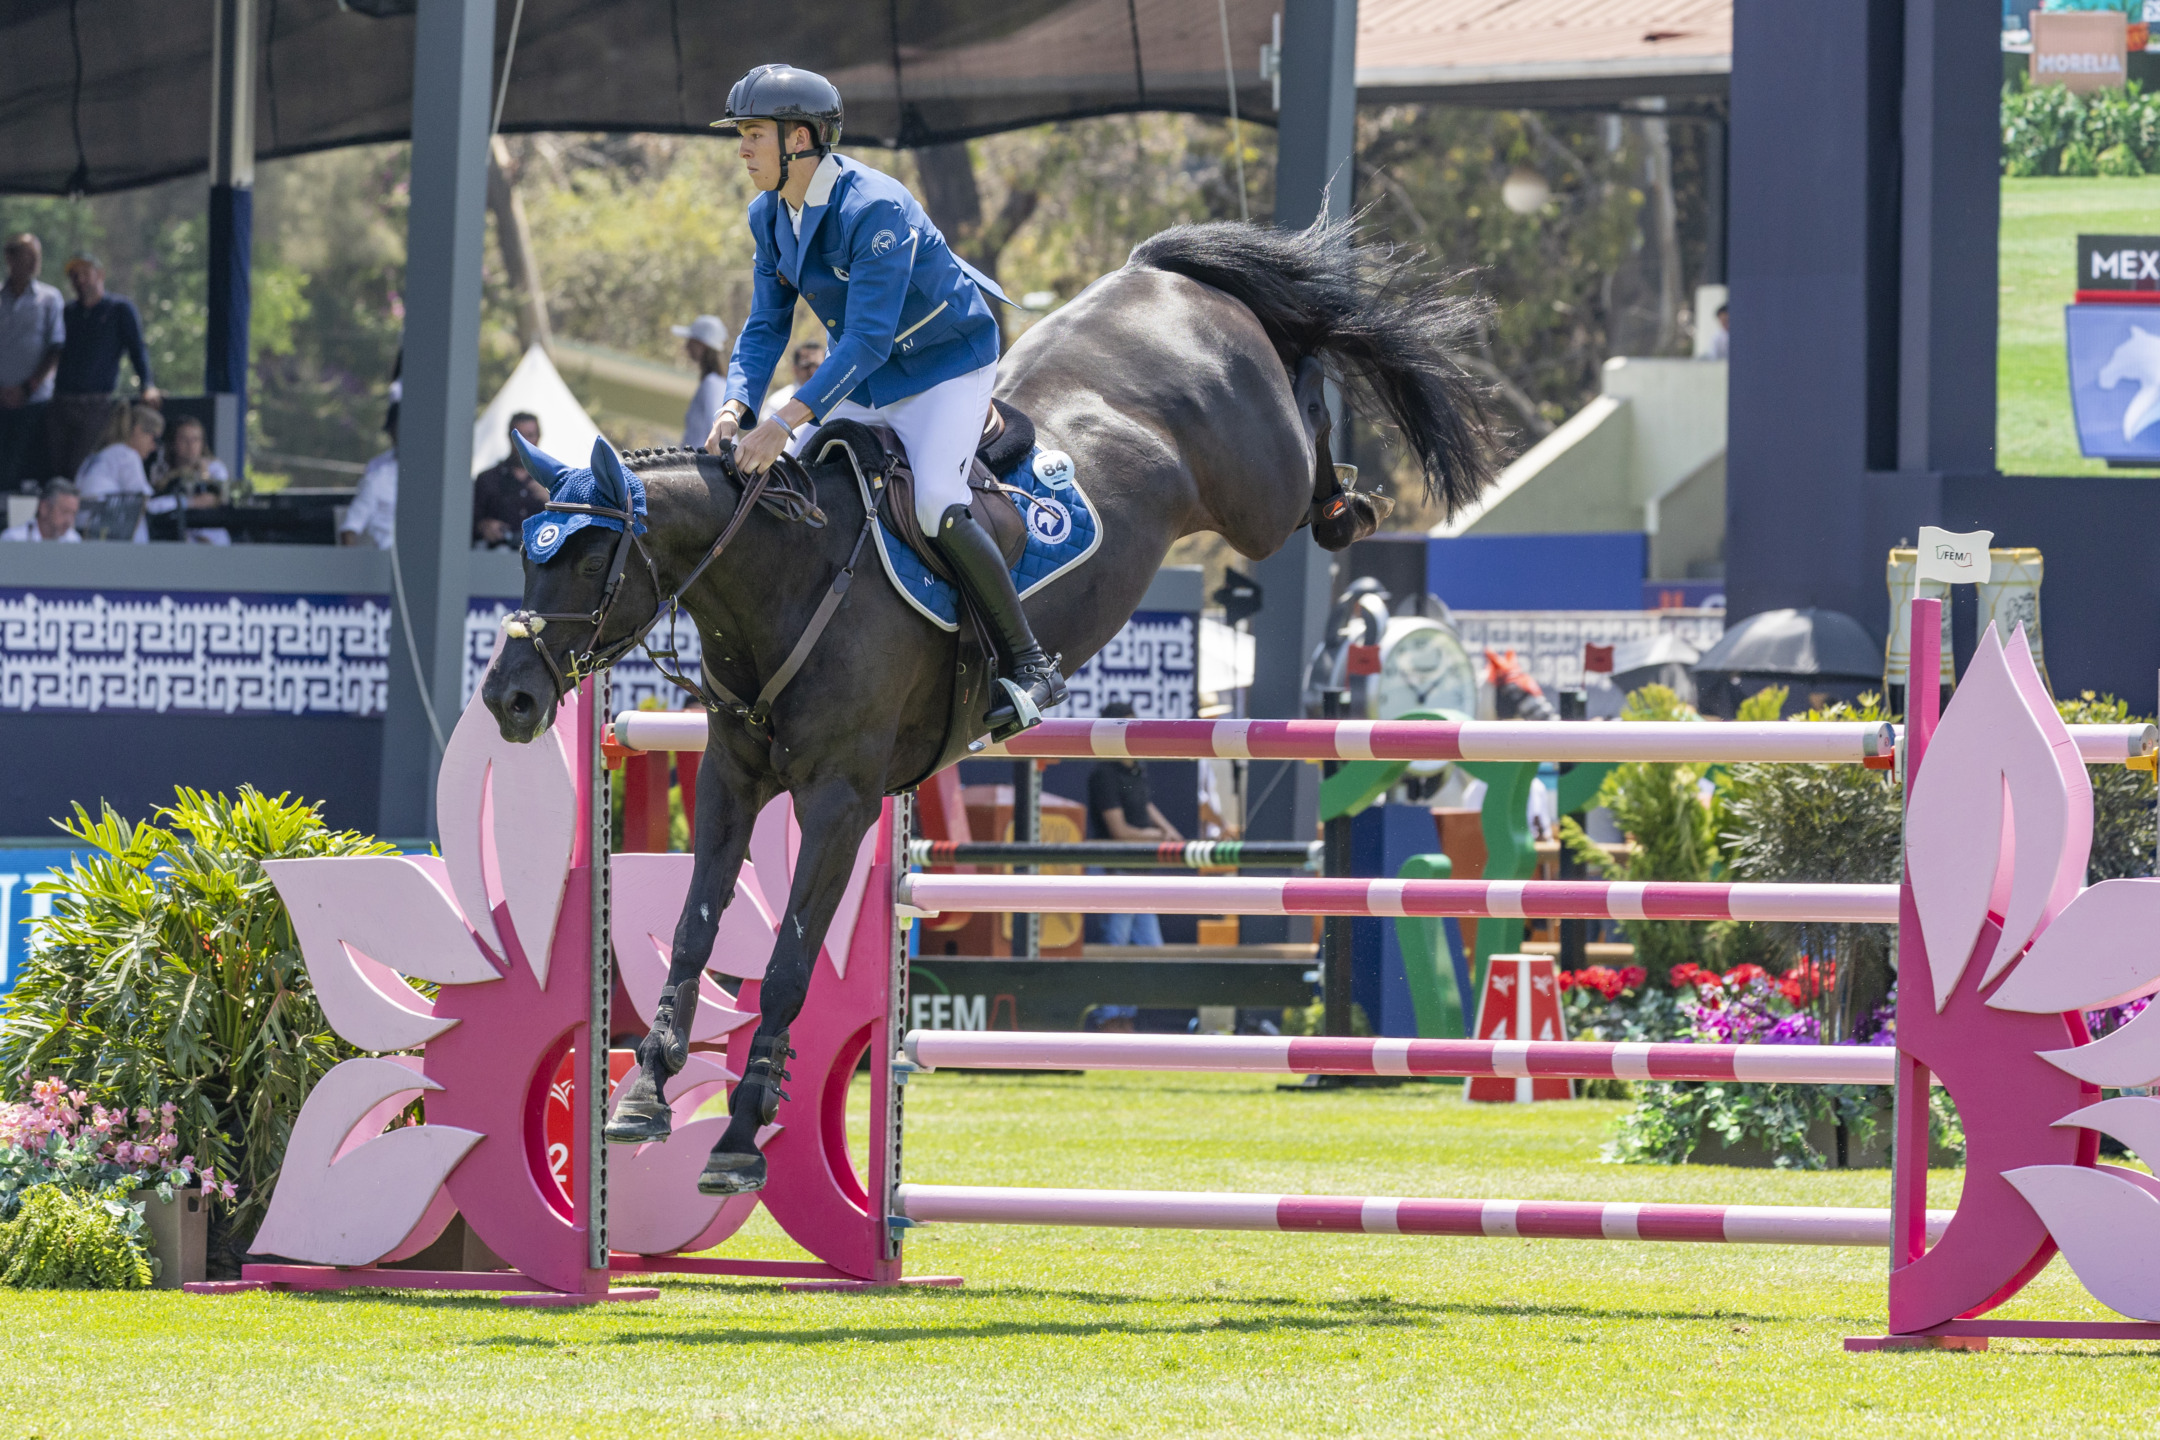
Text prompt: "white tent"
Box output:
[[472, 344, 603, 476]]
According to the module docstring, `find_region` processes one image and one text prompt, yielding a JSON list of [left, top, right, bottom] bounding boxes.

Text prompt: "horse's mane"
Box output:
[[1128, 216, 1497, 515]]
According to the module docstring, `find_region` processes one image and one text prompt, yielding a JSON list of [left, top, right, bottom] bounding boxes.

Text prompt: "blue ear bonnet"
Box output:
[[519, 433, 648, 563]]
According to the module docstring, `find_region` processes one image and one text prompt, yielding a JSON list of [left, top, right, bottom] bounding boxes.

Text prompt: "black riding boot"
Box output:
[[604, 976, 697, 1145], [697, 1028, 793, 1195], [931, 503, 1066, 736]]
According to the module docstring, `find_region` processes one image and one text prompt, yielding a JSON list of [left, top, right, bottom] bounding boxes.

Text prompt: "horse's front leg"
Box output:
[[604, 745, 775, 1145], [698, 775, 885, 1194]]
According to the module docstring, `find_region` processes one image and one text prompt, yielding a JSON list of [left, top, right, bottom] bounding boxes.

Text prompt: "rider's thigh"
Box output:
[[887, 362, 999, 531], [788, 398, 878, 457]]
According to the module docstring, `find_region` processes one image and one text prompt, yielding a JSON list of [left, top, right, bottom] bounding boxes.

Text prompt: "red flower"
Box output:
[[1618, 965, 1647, 991], [1669, 963, 1715, 991], [1721, 963, 1772, 991], [1779, 956, 1836, 1004]]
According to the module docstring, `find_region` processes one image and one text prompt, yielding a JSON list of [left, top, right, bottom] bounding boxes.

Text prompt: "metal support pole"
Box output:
[[1011, 759, 1041, 959], [585, 675, 611, 1271], [378, 0, 494, 837], [1556, 688, 1586, 970], [1321, 690, 1355, 1036], [882, 794, 912, 1263], [206, 0, 256, 483]]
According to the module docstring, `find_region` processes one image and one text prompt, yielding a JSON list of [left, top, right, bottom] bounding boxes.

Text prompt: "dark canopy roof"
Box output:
[[1, 0, 1278, 196]]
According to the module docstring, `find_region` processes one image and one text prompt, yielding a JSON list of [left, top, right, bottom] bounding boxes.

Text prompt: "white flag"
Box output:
[[1915, 526, 1994, 586]]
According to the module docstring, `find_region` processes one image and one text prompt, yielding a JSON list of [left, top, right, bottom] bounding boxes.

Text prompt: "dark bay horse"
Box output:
[[481, 218, 1495, 1191]]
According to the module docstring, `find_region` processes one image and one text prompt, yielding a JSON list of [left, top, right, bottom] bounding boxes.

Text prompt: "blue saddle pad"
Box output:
[[868, 445, 1100, 632]]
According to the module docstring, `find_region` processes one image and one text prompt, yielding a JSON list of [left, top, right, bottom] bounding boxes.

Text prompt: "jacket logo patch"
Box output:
[[870, 229, 898, 256]]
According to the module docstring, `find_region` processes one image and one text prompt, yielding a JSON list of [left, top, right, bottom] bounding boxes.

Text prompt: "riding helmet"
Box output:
[[711, 65, 844, 150]]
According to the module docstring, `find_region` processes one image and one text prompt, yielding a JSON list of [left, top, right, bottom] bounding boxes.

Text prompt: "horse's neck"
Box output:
[[649, 460, 855, 664]]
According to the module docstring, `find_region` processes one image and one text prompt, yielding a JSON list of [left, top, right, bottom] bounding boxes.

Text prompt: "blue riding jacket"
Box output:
[[724, 154, 1009, 420]]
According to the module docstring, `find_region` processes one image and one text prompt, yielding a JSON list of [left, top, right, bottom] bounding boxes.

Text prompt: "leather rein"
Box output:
[[502, 446, 871, 738]]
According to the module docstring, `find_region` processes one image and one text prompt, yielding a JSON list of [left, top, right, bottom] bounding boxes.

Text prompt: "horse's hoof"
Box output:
[[603, 1070, 674, 1146], [696, 1150, 767, 1195]]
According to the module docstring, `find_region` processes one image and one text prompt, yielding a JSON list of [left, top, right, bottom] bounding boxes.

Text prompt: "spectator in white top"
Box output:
[[341, 399, 398, 549], [0, 477, 80, 542], [673, 314, 730, 449], [75, 402, 161, 542], [0, 233, 64, 490], [760, 338, 827, 421]]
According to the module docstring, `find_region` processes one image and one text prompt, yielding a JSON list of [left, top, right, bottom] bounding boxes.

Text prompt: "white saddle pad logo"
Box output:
[[535, 523, 562, 549], [1032, 449, 1075, 489], [1025, 495, 1073, 546]]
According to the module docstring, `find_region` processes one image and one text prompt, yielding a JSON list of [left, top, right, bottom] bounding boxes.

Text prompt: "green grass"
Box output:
[[1999, 175, 2160, 476], [9, 1072, 2157, 1437]]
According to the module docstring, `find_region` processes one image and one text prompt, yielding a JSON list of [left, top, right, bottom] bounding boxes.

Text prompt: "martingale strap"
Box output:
[[694, 513, 875, 736]]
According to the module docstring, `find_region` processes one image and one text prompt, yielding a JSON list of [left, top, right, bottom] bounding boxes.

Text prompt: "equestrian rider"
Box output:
[[704, 63, 1067, 735]]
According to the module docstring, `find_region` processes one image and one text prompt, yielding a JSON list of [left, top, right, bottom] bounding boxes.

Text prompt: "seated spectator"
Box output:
[[0, 232, 64, 490], [50, 254, 156, 481], [1085, 701, 1181, 947], [75, 403, 161, 543], [760, 338, 826, 421], [0, 477, 80, 542], [473, 411, 548, 548], [341, 395, 398, 549], [674, 315, 729, 449], [149, 415, 231, 507]]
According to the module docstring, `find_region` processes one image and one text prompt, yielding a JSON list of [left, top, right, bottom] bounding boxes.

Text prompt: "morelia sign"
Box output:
[[2031, 11, 2130, 96], [2077, 234, 2160, 302]]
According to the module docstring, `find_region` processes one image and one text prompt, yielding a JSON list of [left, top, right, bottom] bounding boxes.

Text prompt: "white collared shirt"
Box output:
[[342, 448, 398, 550], [784, 154, 842, 238]]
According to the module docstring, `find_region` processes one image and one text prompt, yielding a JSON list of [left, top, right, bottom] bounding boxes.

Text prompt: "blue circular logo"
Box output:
[[871, 229, 898, 256], [1026, 496, 1073, 546], [535, 523, 562, 550]]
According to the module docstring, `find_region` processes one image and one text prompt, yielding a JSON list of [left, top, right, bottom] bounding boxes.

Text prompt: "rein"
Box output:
[[503, 446, 863, 738]]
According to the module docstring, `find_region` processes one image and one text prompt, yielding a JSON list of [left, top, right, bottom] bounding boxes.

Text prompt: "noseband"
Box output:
[[502, 446, 862, 736]]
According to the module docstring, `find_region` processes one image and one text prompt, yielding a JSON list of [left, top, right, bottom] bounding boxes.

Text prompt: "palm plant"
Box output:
[[0, 788, 395, 1244]]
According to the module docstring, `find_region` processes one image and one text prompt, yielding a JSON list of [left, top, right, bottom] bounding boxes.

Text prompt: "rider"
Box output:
[[704, 63, 1067, 736]]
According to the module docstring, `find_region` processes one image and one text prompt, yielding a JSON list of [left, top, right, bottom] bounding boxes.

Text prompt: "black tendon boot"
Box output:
[[697, 1028, 794, 1195], [931, 504, 1067, 737], [604, 977, 698, 1145]]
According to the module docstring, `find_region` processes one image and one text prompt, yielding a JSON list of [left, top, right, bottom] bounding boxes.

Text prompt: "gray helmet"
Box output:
[[712, 64, 844, 151]]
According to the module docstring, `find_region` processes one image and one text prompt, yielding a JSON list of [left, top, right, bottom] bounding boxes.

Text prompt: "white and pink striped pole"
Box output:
[[895, 1185, 1954, 1247], [611, 711, 2155, 764], [898, 873, 1902, 924], [902, 1030, 1898, 1085]]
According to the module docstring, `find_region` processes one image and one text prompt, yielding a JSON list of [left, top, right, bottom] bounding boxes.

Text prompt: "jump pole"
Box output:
[[610, 713, 2157, 765]]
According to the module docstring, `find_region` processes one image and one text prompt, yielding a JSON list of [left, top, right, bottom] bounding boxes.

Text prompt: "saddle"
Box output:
[[806, 399, 1038, 582], [801, 399, 1045, 794]]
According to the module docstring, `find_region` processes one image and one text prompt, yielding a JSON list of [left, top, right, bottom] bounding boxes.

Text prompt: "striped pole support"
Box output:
[[905, 839, 1323, 870], [613, 711, 2156, 765], [897, 874, 1902, 924], [902, 1030, 1900, 1085], [893, 1185, 1955, 1247]]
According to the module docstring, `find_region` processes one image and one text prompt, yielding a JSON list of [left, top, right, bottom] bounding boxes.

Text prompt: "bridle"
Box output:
[[502, 445, 857, 735]]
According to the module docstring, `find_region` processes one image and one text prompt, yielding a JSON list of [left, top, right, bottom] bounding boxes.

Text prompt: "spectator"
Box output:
[[674, 314, 730, 449], [50, 254, 157, 480], [760, 338, 827, 421], [473, 411, 548, 547], [149, 414, 230, 507], [0, 233, 64, 489], [1708, 303, 1730, 361], [0, 477, 80, 542], [1085, 701, 1181, 947], [341, 394, 398, 549], [75, 403, 161, 542]]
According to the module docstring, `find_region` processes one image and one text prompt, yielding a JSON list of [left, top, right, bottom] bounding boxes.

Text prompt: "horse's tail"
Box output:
[[1128, 216, 1497, 515]]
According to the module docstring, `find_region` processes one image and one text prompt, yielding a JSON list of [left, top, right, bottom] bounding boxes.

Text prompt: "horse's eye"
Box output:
[[576, 554, 607, 578]]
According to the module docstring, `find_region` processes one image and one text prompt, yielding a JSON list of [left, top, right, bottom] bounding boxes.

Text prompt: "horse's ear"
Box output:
[[513, 431, 572, 494], [589, 434, 631, 508]]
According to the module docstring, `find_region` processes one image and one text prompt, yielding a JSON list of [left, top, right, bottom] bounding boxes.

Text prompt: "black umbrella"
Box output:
[[1692, 608, 1883, 717]]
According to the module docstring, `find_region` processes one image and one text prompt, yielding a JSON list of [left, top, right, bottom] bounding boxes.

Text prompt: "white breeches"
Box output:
[[788, 360, 999, 531]]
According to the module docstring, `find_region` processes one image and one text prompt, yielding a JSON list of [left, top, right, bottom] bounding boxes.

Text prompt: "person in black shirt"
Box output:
[[1084, 701, 1181, 946], [49, 255, 156, 481], [473, 412, 549, 547]]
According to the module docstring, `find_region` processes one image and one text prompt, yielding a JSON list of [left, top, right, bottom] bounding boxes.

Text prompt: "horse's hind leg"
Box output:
[[605, 748, 774, 1145], [698, 777, 885, 1195]]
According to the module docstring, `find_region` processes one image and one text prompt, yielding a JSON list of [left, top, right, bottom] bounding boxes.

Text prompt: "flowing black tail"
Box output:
[[1129, 216, 1497, 515]]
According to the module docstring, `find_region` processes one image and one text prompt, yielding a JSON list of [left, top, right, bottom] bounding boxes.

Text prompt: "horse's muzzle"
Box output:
[[481, 649, 560, 744]]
